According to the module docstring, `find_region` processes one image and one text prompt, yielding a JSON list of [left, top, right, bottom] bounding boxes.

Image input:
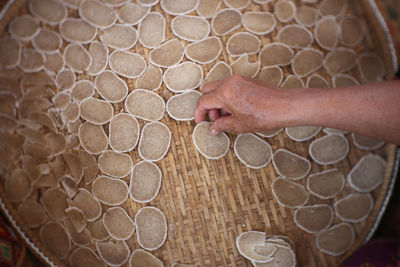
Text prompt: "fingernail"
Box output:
[[211, 129, 219, 136]]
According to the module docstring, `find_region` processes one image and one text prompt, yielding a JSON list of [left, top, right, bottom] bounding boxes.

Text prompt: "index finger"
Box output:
[[201, 79, 224, 94], [194, 92, 223, 124]]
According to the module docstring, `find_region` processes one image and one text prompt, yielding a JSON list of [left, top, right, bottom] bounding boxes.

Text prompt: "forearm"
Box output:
[[285, 81, 400, 144]]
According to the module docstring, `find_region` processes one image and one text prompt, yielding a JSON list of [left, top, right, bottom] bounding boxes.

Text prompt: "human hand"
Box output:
[[194, 75, 291, 135]]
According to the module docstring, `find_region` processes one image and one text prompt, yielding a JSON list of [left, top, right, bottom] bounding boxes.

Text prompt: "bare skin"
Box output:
[[194, 75, 400, 145]]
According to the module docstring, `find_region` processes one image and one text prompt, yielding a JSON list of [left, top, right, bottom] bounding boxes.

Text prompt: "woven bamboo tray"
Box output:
[[0, 0, 399, 266]]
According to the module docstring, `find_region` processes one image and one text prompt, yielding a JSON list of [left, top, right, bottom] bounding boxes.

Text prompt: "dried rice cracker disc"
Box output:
[[171, 15, 210, 42], [116, 3, 149, 25], [44, 52, 65, 75], [203, 61, 232, 85], [94, 70, 128, 102], [80, 97, 114, 125], [256, 128, 283, 138], [78, 122, 108, 154], [19, 48, 44, 73], [40, 188, 68, 220], [315, 16, 339, 50], [60, 18, 97, 44], [129, 249, 163, 267], [309, 134, 349, 165], [0, 37, 21, 69], [211, 8, 241, 36], [307, 169, 345, 199], [242, 11, 276, 35], [323, 47, 357, 76], [235, 231, 276, 263], [223, 0, 249, 9], [231, 54, 260, 78], [348, 154, 386, 193], [135, 206, 167, 250], [316, 223, 355, 256], [138, 0, 159, 7], [96, 240, 130, 266], [65, 207, 86, 233], [161, 0, 198, 15], [149, 39, 185, 68], [281, 74, 305, 89], [307, 74, 330, 88], [192, 121, 230, 159], [68, 188, 102, 222], [340, 16, 364, 47], [98, 150, 133, 178], [234, 133, 272, 169], [295, 6, 319, 28], [277, 25, 313, 49], [64, 43, 92, 73], [259, 43, 293, 67], [130, 160, 162, 203], [109, 113, 139, 152], [92, 176, 129, 205], [103, 207, 135, 240], [196, 0, 220, 18], [285, 126, 321, 142], [79, 0, 117, 28], [136, 65, 163, 91], [256, 66, 283, 86], [87, 219, 109, 241], [226, 32, 261, 57], [125, 89, 165, 121], [274, 0, 296, 23], [87, 41, 109, 76], [138, 12, 166, 49], [166, 90, 201, 121], [46, 132, 67, 156], [185, 37, 222, 64], [100, 24, 137, 50], [319, 0, 348, 17], [79, 150, 99, 184], [64, 217, 91, 246], [352, 134, 384, 151], [292, 48, 323, 78], [71, 80, 94, 101], [17, 199, 47, 228], [53, 92, 70, 111], [5, 169, 32, 202], [323, 127, 347, 135], [70, 247, 106, 267], [357, 52, 385, 82], [163, 62, 203, 93], [272, 148, 310, 180], [138, 121, 171, 162], [332, 73, 359, 88], [294, 204, 333, 234], [109, 50, 146, 79], [252, 244, 296, 267], [334, 193, 373, 223], [272, 177, 309, 208], [9, 15, 39, 41], [61, 102, 81, 123], [29, 0, 67, 25], [39, 222, 70, 260]]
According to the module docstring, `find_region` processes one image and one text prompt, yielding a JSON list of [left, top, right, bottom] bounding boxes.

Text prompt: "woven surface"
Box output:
[[0, 0, 398, 266]]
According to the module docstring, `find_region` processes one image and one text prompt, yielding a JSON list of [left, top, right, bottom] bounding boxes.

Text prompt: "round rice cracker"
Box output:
[[272, 148, 311, 180], [314, 15, 339, 51], [256, 66, 283, 86], [79, 0, 117, 29], [185, 36, 222, 64], [62, 102, 81, 123], [32, 29, 62, 54], [109, 50, 146, 79], [203, 61, 232, 86], [340, 15, 364, 47], [294, 204, 333, 234], [234, 133, 272, 169], [291, 48, 323, 78], [161, 0, 199, 15], [171, 15, 210, 42], [9, 15, 40, 41], [352, 133, 384, 151], [116, 3, 150, 25], [68, 188, 102, 222], [149, 38, 185, 68], [274, 0, 296, 23], [294, 6, 319, 28], [138, 121, 171, 162], [98, 150, 133, 178], [196, 0, 221, 18], [135, 206, 167, 251], [92, 176, 129, 206], [130, 160, 162, 203], [99, 24, 138, 50], [242, 11, 276, 35], [29, 0, 67, 26], [69, 247, 106, 267], [323, 47, 357, 76], [271, 177, 309, 208], [103, 207, 135, 240], [307, 168, 345, 199], [78, 121, 108, 155], [138, 12, 166, 49], [80, 97, 114, 125], [192, 121, 230, 160], [309, 134, 349, 165], [63, 43, 92, 73], [5, 168, 32, 203], [259, 43, 294, 67], [357, 52, 385, 82], [230, 54, 260, 78], [318, 0, 348, 17], [16, 199, 47, 228], [236, 231, 277, 263], [277, 25, 313, 49], [211, 8, 241, 36], [87, 41, 109, 76], [129, 249, 163, 267], [96, 240, 130, 266], [166, 90, 202, 121], [348, 154, 386, 193], [108, 113, 140, 153], [135, 64, 163, 91], [39, 222, 71, 260], [163, 62, 203, 93], [125, 89, 165, 121], [334, 193, 373, 223], [60, 18, 97, 44], [285, 126, 321, 142], [19, 48, 44, 73], [226, 32, 261, 57], [332, 73, 360, 88], [53, 92, 71, 110], [94, 70, 128, 103], [71, 80, 95, 101], [316, 223, 355, 256]]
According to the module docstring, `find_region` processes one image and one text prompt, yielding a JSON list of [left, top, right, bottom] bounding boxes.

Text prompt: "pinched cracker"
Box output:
[[203, 61, 232, 86], [56, 69, 75, 90], [87, 41, 109, 76], [163, 62, 203, 93], [231, 54, 260, 78], [166, 90, 201, 121], [192, 121, 230, 159], [256, 66, 284, 86]]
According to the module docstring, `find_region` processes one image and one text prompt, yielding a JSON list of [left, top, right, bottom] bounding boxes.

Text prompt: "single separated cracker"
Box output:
[[139, 121, 171, 162], [135, 206, 167, 251], [307, 169, 345, 199], [166, 90, 201, 121], [294, 204, 333, 234], [316, 223, 355, 256], [334, 193, 373, 223], [234, 133, 272, 169], [192, 121, 230, 159], [309, 134, 349, 165], [92, 176, 129, 206], [272, 148, 311, 180], [271, 177, 309, 208], [103, 207, 135, 240]]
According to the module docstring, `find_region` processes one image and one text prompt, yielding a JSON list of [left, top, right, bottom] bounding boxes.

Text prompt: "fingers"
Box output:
[[194, 92, 223, 124], [201, 79, 224, 94], [210, 115, 235, 135], [208, 109, 220, 121]]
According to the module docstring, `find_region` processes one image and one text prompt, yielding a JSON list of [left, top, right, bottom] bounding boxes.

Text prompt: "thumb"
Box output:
[[210, 115, 235, 135]]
